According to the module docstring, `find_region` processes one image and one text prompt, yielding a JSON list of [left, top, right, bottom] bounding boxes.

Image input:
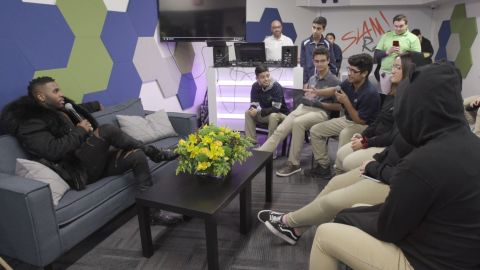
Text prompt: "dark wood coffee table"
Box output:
[[136, 150, 273, 270]]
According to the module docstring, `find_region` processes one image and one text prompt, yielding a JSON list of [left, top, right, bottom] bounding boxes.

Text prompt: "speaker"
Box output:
[[281, 46, 298, 67], [213, 46, 229, 67]]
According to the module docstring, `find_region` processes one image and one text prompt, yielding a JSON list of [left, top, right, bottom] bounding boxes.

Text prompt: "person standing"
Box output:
[[374, 14, 420, 94], [244, 65, 289, 144], [300, 16, 337, 85], [326, 32, 343, 76], [411, 28, 434, 65], [263, 20, 294, 61]]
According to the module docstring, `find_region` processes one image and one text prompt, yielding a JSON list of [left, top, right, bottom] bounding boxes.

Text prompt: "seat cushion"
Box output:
[[55, 172, 137, 227]]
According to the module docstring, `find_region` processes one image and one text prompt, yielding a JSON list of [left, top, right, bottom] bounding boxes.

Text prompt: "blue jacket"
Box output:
[[300, 35, 337, 84]]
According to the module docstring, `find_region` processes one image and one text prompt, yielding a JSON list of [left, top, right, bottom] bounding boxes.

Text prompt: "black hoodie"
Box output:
[[379, 63, 480, 269], [336, 63, 480, 270]]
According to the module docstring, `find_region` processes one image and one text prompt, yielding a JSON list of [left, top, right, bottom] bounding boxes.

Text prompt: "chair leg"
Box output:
[[0, 257, 13, 270], [281, 137, 288, 156]]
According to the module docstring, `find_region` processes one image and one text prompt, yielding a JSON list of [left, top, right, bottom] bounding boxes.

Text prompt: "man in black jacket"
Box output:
[[1, 76, 180, 225], [310, 63, 480, 269]]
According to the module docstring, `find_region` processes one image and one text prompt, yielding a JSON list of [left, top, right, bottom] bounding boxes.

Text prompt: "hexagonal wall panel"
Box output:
[[126, 0, 158, 37], [449, 3, 478, 78], [0, 0, 20, 38], [83, 61, 142, 106], [13, 2, 74, 69], [0, 38, 35, 109], [246, 8, 297, 43], [103, 0, 129, 12], [177, 72, 197, 110], [133, 37, 181, 98], [446, 33, 460, 62], [173, 42, 195, 74], [101, 11, 137, 62], [35, 37, 113, 102], [435, 20, 450, 61], [140, 81, 182, 112], [57, 0, 107, 37]]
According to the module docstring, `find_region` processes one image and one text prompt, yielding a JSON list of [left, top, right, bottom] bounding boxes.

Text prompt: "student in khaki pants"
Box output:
[[335, 53, 413, 174], [244, 65, 289, 144], [257, 47, 340, 177], [306, 53, 381, 178]]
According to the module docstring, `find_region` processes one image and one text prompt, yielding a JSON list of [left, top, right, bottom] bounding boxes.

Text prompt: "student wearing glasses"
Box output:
[[305, 53, 381, 178]]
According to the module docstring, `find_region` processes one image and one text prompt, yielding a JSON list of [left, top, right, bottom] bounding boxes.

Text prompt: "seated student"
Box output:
[[335, 53, 413, 174], [0, 76, 181, 225], [257, 128, 413, 245], [463, 95, 480, 137], [244, 65, 289, 146], [305, 53, 381, 178], [256, 47, 340, 176], [310, 62, 480, 270]]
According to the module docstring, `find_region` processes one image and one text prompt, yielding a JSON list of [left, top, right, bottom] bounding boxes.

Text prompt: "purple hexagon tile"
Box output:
[[12, 2, 74, 70], [101, 11, 137, 62], [83, 61, 142, 106], [126, 0, 158, 37], [176, 72, 197, 110], [0, 38, 35, 109]]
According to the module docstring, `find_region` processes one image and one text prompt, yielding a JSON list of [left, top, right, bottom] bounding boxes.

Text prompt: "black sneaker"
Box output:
[[265, 220, 299, 245], [304, 164, 331, 178], [144, 146, 179, 163], [257, 210, 284, 224], [276, 161, 301, 177]]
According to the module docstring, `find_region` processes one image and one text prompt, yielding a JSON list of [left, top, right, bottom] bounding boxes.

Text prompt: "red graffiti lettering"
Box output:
[[340, 10, 390, 53]]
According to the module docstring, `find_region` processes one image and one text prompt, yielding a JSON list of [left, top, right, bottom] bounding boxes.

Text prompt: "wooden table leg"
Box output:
[[265, 155, 273, 202], [240, 182, 252, 234], [137, 204, 153, 257], [205, 217, 219, 270]]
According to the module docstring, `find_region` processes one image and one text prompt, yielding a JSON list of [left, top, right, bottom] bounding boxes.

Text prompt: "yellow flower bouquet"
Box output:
[[175, 125, 254, 179]]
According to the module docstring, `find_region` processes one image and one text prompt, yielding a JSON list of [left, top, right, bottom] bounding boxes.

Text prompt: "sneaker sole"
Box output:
[[264, 221, 297, 245], [276, 167, 301, 177]]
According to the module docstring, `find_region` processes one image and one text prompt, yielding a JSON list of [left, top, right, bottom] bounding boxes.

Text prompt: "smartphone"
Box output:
[[392, 40, 399, 47]]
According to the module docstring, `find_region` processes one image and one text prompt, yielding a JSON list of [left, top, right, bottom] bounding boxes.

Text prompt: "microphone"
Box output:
[[64, 103, 84, 122]]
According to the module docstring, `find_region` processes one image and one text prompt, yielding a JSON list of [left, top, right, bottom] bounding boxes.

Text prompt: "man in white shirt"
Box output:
[[264, 20, 294, 61]]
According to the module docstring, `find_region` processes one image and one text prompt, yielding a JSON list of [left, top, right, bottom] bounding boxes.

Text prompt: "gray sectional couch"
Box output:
[[0, 99, 197, 268]]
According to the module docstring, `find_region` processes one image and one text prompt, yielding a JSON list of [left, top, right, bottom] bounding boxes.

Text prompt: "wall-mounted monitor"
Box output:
[[158, 0, 246, 42]]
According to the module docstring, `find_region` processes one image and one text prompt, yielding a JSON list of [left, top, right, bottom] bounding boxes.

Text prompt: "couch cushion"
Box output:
[[116, 110, 178, 144], [0, 135, 29, 174], [55, 172, 136, 227], [148, 136, 181, 149], [92, 98, 144, 127]]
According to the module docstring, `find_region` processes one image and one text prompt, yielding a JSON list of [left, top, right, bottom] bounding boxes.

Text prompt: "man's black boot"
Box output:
[[144, 145, 179, 163]]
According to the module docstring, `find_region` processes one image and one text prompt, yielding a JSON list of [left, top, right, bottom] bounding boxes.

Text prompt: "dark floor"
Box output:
[[5, 140, 338, 270]]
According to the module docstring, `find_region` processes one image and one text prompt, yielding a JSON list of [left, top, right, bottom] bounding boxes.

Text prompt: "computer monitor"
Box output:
[[234, 42, 266, 63]]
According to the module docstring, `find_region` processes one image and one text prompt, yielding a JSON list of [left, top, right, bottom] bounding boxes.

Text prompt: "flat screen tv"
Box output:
[[158, 0, 246, 42]]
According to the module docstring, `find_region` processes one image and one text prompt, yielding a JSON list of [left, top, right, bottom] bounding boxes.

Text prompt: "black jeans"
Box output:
[[74, 124, 151, 185]]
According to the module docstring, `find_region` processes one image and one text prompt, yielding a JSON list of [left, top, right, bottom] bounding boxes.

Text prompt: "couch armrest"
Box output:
[[0, 173, 62, 267], [167, 112, 198, 138]]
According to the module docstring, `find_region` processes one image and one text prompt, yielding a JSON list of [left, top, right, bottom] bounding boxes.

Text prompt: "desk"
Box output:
[[207, 66, 303, 131]]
